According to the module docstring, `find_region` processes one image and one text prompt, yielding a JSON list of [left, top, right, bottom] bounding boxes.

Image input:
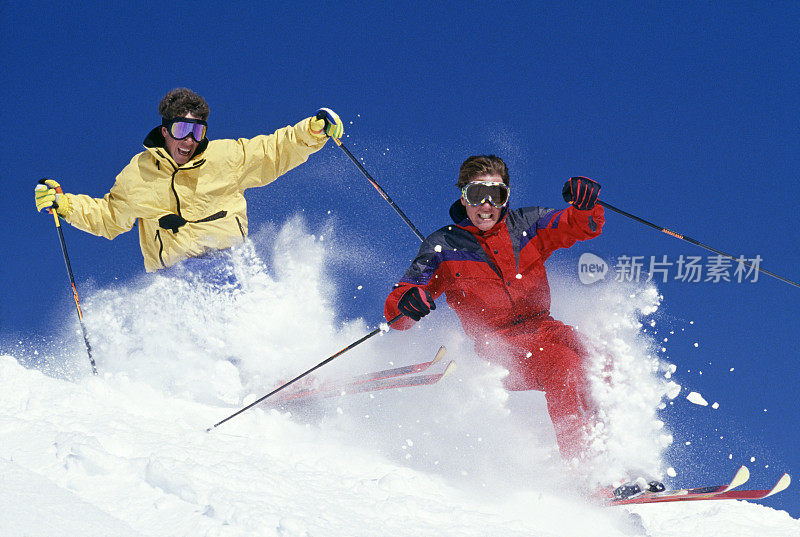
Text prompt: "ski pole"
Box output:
[[333, 138, 426, 242], [39, 179, 99, 374], [207, 314, 403, 431], [598, 200, 800, 289]]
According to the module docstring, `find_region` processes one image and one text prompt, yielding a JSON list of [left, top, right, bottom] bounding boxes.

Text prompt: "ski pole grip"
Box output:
[[38, 178, 63, 194]]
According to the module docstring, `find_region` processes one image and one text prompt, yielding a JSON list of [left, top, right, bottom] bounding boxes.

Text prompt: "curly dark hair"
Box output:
[[457, 155, 509, 188], [158, 88, 210, 121]]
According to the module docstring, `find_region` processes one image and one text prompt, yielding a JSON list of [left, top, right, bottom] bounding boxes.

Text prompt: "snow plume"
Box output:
[[28, 215, 598, 492], [3, 216, 800, 536], [54, 214, 374, 406], [29, 215, 672, 492], [549, 275, 674, 487]]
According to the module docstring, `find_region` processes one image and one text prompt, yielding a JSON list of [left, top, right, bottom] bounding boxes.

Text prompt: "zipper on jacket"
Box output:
[[235, 216, 245, 238], [170, 169, 183, 218], [154, 229, 166, 268], [165, 158, 205, 219]]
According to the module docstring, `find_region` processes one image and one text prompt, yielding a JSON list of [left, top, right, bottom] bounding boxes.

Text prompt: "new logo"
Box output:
[[578, 252, 608, 285]]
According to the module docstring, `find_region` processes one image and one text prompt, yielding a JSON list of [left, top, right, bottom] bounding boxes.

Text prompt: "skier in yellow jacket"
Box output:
[[35, 87, 344, 272]]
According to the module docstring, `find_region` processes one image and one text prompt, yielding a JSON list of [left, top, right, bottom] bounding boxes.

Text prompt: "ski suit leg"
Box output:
[[500, 319, 596, 461]]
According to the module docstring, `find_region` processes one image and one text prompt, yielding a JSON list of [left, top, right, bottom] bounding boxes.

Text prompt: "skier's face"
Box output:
[[162, 112, 201, 166], [461, 174, 505, 232]]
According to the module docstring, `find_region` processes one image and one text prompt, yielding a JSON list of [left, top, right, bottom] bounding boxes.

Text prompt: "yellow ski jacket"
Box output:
[[61, 117, 328, 272]]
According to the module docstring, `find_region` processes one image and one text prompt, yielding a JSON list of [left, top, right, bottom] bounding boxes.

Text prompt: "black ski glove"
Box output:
[[397, 287, 436, 321], [562, 176, 601, 210]]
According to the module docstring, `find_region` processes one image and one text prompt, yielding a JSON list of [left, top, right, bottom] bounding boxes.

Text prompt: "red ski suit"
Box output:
[[385, 200, 604, 459]]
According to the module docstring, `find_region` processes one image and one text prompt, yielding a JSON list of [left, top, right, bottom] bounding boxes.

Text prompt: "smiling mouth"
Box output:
[[177, 147, 192, 156], [478, 213, 494, 220]]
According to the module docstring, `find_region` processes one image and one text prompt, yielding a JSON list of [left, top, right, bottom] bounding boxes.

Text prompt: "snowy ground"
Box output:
[[3, 218, 798, 537]]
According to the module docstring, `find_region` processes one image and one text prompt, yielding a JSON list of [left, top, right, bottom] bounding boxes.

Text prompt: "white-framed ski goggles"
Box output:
[[461, 181, 510, 207]]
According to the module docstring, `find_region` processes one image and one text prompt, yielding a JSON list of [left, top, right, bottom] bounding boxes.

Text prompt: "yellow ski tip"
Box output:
[[766, 474, 791, 498], [441, 360, 457, 378], [726, 465, 750, 491], [432, 346, 447, 364]]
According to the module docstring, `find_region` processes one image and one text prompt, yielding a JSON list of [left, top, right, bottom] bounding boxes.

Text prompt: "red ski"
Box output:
[[692, 473, 791, 502], [328, 345, 447, 384], [273, 347, 454, 404], [608, 466, 791, 506]]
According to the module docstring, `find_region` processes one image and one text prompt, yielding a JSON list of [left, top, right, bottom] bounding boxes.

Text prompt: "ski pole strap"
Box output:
[[598, 200, 800, 289]]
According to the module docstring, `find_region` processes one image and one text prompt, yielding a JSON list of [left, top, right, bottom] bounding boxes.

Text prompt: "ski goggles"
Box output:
[[461, 181, 510, 207], [162, 117, 207, 142]]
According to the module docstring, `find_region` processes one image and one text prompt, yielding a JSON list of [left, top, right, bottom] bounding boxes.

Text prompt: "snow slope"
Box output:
[[2, 217, 797, 537]]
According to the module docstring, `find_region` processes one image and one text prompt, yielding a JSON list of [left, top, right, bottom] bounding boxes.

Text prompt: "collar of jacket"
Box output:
[[448, 199, 509, 237], [142, 125, 210, 169]]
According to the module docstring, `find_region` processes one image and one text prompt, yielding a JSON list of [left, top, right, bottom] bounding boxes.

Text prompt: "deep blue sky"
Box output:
[[2, 2, 799, 515]]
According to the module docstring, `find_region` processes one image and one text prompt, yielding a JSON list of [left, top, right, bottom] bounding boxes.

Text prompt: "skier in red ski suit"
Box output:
[[384, 155, 604, 461]]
